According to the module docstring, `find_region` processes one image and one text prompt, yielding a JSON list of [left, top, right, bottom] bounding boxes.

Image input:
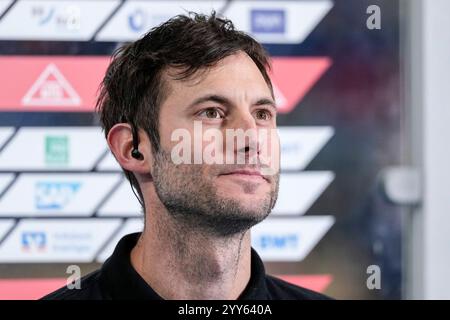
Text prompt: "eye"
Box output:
[[255, 109, 272, 121], [198, 108, 224, 119]]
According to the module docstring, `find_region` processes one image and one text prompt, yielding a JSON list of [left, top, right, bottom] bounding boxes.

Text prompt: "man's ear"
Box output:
[[106, 123, 153, 175]]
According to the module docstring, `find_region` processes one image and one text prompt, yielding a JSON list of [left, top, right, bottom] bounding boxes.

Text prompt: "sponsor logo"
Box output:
[[252, 217, 335, 261], [21, 230, 92, 254], [45, 135, 69, 165], [31, 6, 55, 26], [257, 233, 299, 250], [23, 230, 92, 255], [128, 9, 171, 33], [251, 9, 285, 34], [281, 141, 301, 155], [52, 231, 92, 254], [35, 181, 81, 210], [128, 8, 146, 32], [21, 231, 47, 251], [22, 63, 81, 107], [31, 4, 81, 31]]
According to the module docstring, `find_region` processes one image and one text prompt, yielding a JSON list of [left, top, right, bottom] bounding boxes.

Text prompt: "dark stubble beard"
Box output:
[[151, 149, 280, 237]]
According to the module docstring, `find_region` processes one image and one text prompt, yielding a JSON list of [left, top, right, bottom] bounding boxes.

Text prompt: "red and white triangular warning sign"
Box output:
[[21, 63, 81, 107]]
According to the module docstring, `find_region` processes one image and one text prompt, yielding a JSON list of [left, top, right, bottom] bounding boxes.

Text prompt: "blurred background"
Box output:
[[0, 0, 448, 300]]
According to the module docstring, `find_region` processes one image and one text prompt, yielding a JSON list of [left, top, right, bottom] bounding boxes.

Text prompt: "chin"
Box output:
[[237, 200, 270, 213], [227, 192, 267, 201]]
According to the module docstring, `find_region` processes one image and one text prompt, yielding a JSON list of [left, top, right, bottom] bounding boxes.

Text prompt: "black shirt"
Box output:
[[42, 232, 331, 300]]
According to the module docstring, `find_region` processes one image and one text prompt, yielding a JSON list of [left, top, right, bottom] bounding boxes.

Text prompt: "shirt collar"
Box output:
[[99, 232, 270, 300]]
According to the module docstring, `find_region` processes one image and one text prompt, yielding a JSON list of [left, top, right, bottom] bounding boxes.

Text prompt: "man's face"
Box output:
[[151, 51, 280, 237]]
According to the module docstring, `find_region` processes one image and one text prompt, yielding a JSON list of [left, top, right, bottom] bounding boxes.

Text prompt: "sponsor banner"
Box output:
[[0, 56, 328, 113], [96, 218, 143, 262], [0, 127, 107, 171], [279, 127, 334, 170], [251, 216, 334, 261], [95, 172, 333, 216], [272, 57, 332, 113], [96, 127, 335, 172], [0, 56, 110, 111], [97, 126, 335, 173], [0, 218, 121, 262], [96, 219, 333, 265], [97, 179, 142, 217], [96, 0, 225, 42], [223, 0, 333, 44], [0, 173, 121, 217], [272, 172, 334, 215], [0, 0, 120, 40]]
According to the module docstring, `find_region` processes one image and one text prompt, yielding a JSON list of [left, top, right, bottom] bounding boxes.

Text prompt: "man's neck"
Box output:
[[130, 203, 252, 300]]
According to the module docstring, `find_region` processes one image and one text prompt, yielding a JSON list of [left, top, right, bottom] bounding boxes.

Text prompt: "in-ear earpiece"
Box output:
[[131, 123, 144, 160], [131, 148, 143, 160]]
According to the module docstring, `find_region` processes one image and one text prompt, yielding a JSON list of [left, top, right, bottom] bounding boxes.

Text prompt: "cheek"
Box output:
[[158, 103, 195, 149], [159, 119, 196, 159], [159, 123, 182, 150]]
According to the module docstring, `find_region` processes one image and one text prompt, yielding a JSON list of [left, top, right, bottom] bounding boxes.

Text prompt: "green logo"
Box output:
[[45, 135, 69, 165]]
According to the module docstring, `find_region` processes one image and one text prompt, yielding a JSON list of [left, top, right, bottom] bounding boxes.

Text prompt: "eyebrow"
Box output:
[[187, 94, 278, 113]]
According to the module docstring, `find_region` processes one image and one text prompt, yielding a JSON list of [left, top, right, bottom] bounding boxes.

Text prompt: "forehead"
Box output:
[[162, 51, 272, 99]]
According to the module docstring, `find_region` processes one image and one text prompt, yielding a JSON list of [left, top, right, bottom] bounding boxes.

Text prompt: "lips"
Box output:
[[219, 168, 269, 182]]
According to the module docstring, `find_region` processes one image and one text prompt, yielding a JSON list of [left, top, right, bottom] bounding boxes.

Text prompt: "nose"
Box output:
[[234, 109, 257, 132], [226, 109, 260, 165]]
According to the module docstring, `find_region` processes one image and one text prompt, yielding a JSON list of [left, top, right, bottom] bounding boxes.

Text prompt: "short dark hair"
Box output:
[[96, 11, 273, 210]]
